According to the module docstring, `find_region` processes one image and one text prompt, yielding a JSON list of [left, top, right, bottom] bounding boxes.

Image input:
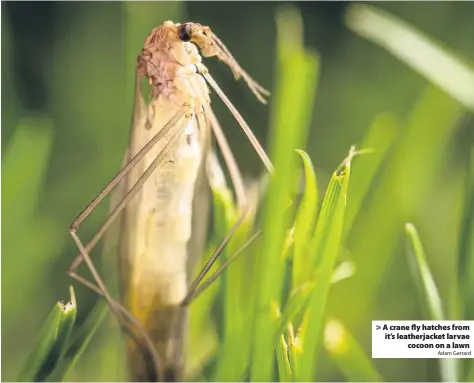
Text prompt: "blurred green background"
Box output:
[[2, 1, 473, 382]]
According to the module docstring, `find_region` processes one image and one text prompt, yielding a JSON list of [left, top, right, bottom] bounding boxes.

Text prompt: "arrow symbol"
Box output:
[[376, 325, 381, 330]]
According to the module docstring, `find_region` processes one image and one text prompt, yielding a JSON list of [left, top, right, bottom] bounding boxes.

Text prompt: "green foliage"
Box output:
[[295, 149, 355, 381], [345, 3, 474, 112], [16, 287, 108, 382], [406, 220, 474, 382], [293, 150, 319, 288], [17, 287, 77, 382], [251, 5, 320, 381], [405, 223, 457, 382], [406, 223, 445, 321], [46, 300, 108, 382], [343, 113, 399, 240], [276, 334, 292, 382]]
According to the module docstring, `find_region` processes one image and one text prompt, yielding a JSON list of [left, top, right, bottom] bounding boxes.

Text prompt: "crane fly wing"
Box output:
[[118, 71, 148, 306], [187, 111, 211, 280]]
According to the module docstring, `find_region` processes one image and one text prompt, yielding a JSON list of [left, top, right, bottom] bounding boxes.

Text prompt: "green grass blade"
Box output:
[[17, 287, 77, 382], [405, 223, 457, 382], [343, 113, 398, 239], [276, 335, 292, 382], [276, 282, 315, 342], [293, 150, 319, 288], [345, 4, 474, 112], [46, 299, 108, 382], [296, 149, 355, 381], [38, 287, 77, 381], [324, 318, 383, 382], [17, 304, 63, 382], [405, 223, 445, 321], [288, 325, 302, 381], [251, 5, 319, 380]]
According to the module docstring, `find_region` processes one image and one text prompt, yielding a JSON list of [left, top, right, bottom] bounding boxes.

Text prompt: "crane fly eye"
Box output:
[[178, 24, 192, 42]]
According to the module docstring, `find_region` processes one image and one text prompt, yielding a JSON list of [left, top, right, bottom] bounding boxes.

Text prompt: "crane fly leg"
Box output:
[[68, 110, 191, 382], [183, 106, 251, 306]]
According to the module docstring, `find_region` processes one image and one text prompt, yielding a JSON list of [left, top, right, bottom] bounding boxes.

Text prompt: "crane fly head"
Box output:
[[175, 22, 217, 58], [138, 21, 270, 104]]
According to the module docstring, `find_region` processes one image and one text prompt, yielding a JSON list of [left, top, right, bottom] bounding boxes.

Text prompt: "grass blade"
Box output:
[[405, 223, 457, 382], [405, 223, 445, 321], [37, 287, 78, 381], [276, 335, 292, 382], [288, 324, 302, 381], [343, 113, 398, 239], [296, 148, 356, 381], [276, 282, 315, 342], [46, 298, 107, 382], [251, 6, 319, 380], [293, 150, 319, 288], [345, 4, 474, 112], [17, 304, 63, 382], [17, 288, 77, 382]]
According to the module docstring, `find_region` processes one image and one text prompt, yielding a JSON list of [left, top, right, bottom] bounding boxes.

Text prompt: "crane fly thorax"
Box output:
[[138, 21, 215, 114]]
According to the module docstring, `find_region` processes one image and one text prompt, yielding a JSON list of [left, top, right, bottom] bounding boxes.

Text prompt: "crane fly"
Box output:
[[67, 21, 273, 381]]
